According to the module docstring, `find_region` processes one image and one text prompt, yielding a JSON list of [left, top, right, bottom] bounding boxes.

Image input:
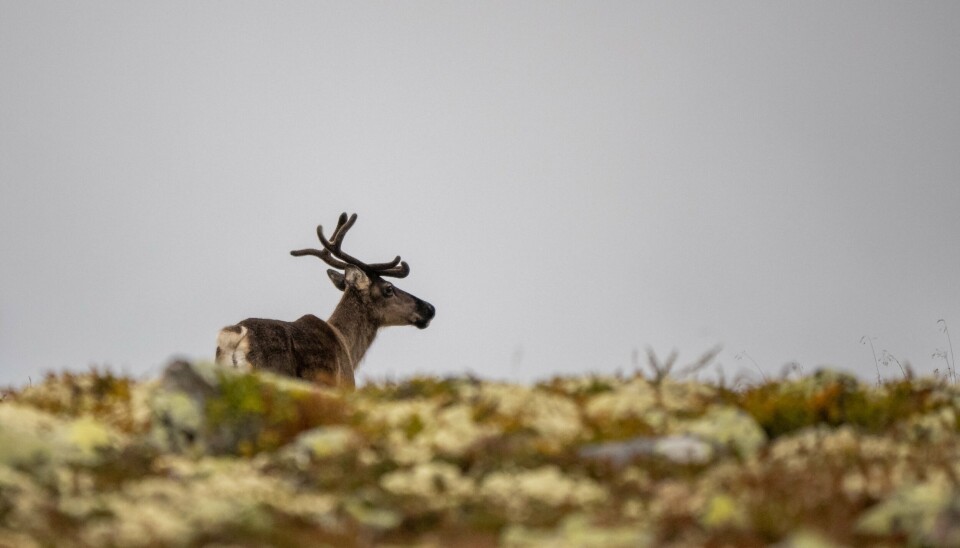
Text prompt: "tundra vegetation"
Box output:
[[1, 356, 959, 547]]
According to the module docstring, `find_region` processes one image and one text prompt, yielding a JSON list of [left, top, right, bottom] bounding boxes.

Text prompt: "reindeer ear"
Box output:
[[327, 269, 347, 291], [343, 266, 371, 291]]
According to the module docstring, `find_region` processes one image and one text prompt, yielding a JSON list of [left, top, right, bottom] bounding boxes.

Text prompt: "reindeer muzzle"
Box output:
[[415, 301, 436, 329]]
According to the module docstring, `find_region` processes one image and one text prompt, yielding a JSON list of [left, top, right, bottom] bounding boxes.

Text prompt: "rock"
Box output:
[[149, 388, 205, 452], [654, 435, 716, 464], [578, 406, 766, 465], [161, 360, 218, 400], [579, 434, 715, 467]]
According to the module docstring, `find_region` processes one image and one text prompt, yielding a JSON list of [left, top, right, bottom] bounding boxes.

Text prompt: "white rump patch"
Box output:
[[216, 326, 253, 372]]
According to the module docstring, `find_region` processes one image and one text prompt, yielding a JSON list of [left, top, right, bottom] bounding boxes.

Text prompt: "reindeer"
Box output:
[[215, 213, 435, 388]]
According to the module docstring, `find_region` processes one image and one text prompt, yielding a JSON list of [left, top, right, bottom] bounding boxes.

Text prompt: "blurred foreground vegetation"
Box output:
[[1, 359, 959, 547]]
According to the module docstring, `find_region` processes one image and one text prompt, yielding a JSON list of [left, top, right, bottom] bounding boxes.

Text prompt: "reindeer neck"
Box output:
[[328, 293, 379, 368]]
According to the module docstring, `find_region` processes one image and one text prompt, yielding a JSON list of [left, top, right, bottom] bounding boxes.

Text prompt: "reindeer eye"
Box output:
[[383, 285, 394, 297]]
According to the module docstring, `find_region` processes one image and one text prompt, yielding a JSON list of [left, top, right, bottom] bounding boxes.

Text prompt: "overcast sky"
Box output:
[[2, 2, 959, 387]]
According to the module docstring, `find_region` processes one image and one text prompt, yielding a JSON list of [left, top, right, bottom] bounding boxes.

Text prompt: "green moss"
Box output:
[[206, 372, 268, 427], [736, 372, 945, 438], [537, 376, 618, 401], [400, 414, 425, 440], [201, 370, 348, 455], [6, 370, 142, 434], [360, 376, 468, 401], [585, 415, 658, 442]]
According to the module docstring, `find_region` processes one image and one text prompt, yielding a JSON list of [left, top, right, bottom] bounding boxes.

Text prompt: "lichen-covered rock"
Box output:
[[855, 480, 959, 544], [502, 513, 654, 547], [379, 461, 474, 511], [477, 383, 584, 445], [288, 425, 360, 461], [149, 361, 345, 455], [901, 406, 958, 443], [0, 404, 64, 468], [0, 465, 49, 534], [479, 465, 607, 521], [677, 405, 767, 457], [360, 399, 498, 464], [583, 377, 664, 427], [0, 404, 122, 470]]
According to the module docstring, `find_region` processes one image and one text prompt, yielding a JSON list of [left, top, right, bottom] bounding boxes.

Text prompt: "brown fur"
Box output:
[[230, 315, 353, 386]]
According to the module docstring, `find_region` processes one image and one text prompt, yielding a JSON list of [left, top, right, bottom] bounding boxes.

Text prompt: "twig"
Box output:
[[734, 351, 768, 382], [860, 336, 881, 385], [675, 346, 723, 379], [645, 347, 677, 384], [938, 320, 956, 384], [880, 350, 906, 379]]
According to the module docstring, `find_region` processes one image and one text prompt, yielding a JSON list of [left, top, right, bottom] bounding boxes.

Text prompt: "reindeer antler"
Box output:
[[290, 212, 411, 278]]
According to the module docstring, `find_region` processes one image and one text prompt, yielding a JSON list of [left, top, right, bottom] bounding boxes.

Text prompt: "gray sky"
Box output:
[[2, 2, 959, 387]]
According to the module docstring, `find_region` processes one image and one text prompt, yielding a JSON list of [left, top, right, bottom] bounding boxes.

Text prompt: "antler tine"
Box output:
[[326, 212, 356, 249], [290, 248, 324, 259], [317, 214, 373, 271], [297, 212, 412, 278], [364, 255, 403, 271], [289, 248, 352, 270], [316, 213, 357, 253], [378, 260, 410, 279], [318, 250, 352, 270], [291, 213, 358, 269]]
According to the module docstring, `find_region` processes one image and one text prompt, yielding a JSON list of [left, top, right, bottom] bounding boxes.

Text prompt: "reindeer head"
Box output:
[[290, 213, 435, 329]]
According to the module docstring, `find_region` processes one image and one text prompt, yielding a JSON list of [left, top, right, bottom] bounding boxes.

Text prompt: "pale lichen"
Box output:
[[289, 425, 360, 461], [700, 492, 749, 530], [856, 480, 955, 544], [676, 405, 766, 457], [480, 465, 607, 519], [478, 384, 583, 445], [379, 461, 475, 510], [584, 378, 660, 423], [502, 513, 653, 548]]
